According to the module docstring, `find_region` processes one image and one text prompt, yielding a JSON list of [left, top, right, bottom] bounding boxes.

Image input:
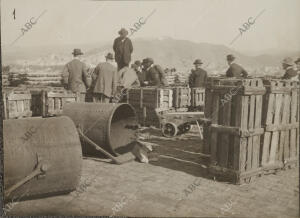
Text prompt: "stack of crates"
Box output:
[[127, 87, 173, 127]]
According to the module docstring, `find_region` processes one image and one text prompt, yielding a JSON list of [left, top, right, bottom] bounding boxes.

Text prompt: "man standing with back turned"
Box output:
[[92, 53, 118, 103], [225, 54, 248, 78], [62, 48, 90, 102], [113, 28, 133, 70]]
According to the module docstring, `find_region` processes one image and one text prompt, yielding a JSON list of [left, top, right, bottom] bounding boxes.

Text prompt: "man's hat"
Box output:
[[295, 57, 300, 64], [134, 60, 142, 66], [72, 48, 83, 56], [227, 54, 235, 61], [118, 28, 128, 36], [193, 59, 203, 65], [105, 52, 114, 60], [282, 57, 294, 66], [146, 57, 154, 64]]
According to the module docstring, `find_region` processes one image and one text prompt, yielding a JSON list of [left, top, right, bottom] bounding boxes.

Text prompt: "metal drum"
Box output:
[[63, 103, 138, 156], [3, 116, 82, 201]]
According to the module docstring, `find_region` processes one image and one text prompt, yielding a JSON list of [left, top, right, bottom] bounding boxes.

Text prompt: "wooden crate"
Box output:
[[42, 88, 80, 117], [127, 87, 173, 127], [172, 87, 191, 108], [205, 78, 266, 184], [2, 87, 32, 119], [261, 80, 299, 172], [190, 88, 205, 110]]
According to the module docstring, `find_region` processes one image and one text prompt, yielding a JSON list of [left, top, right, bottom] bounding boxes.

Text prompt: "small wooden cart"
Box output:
[[156, 109, 204, 137]]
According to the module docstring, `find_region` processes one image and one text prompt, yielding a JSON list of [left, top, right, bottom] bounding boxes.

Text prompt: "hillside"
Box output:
[[3, 38, 300, 76]]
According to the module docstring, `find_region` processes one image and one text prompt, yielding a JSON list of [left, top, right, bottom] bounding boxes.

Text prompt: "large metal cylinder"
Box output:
[[63, 103, 138, 156], [4, 116, 82, 201]]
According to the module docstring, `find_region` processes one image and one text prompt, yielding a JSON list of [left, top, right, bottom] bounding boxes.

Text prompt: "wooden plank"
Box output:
[[3, 93, 8, 119], [246, 95, 255, 170], [210, 93, 220, 166], [262, 94, 275, 165], [233, 95, 242, 170], [289, 90, 297, 160], [269, 94, 283, 163], [204, 89, 213, 118], [283, 94, 291, 161], [240, 96, 249, 172], [7, 94, 31, 101], [252, 95, 262, 169], [278, 94, 289, 163], [219, 96, 231, 168]]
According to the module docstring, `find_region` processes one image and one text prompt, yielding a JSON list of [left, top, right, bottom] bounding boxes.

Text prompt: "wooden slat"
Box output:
[[283, 94, 291, 161], [252, 95, 262, 169], [219, 96, 231, 168], [210, 94, 220, 166], [278, 94, 289, 163], [262, 94, 275, 165], [289, 90, 297, 160], [269, 94, 283, 163], [240, 96, 249, 172], [246, 95, 255, 170]]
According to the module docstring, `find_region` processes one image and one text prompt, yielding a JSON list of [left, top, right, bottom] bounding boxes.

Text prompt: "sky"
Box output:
[[1, 0, 300, 53]]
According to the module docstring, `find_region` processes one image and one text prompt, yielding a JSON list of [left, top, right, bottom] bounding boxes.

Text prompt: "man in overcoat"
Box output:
[[92, 53, 118, 103], [62, 48, 90, 101], [225, 54, 248, 78], [189, 59, 207, 88], [113, 28, 133, 70]]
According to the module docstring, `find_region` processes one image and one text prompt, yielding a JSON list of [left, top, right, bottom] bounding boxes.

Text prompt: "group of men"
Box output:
[[62, 27, 300, 102], [62, 28, 168, 102]]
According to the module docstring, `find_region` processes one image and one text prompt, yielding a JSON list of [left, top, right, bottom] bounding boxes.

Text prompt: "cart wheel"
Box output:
[[182, 123, 191, 133], [162, 122, 178, 138]]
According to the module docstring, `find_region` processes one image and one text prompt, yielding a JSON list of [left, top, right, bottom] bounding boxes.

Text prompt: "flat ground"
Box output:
[[6, 127, 299, 217]]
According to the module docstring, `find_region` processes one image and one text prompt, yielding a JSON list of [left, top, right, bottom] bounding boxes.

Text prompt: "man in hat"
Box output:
[[132, 60, 147, 86], [225, 54, 248, 78], [92, 53, 118, 103], [62, 48, 90, 101], [295, 58, 300, 80], [113, 28, 133, 70], [142, 58, 168, 86], [282, 57, 298, 80], [189, 59, 207, 88]]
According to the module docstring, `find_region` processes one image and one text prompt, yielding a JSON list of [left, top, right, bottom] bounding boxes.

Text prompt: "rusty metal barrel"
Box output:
[[63, 103, 138, 156], [4, 116, 82, 201]]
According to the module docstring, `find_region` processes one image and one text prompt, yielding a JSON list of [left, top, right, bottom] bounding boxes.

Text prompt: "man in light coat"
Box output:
[[62, 49, 90, 101], [282, 57, 298, 80], [92, 53, 118, 103]]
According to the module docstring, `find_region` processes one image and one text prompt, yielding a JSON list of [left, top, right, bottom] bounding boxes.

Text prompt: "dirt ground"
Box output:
[[6, 127, 299, 217]]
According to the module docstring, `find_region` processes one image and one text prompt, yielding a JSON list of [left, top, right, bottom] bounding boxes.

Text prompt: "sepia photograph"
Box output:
[[1, 0, 299, 217]]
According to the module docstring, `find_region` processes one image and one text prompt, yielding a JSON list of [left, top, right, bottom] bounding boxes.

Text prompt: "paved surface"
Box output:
[[6, 127, 299, 217]]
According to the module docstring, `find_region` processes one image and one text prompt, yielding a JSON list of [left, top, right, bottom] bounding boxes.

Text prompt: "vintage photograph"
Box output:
[[1, 0, 299, 217]]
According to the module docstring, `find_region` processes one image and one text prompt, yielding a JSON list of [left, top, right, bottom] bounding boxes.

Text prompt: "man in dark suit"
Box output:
[[282, 57, 298, 80], [92, 53, 118, 103], [189, 59, 207, 88], [113, 28, 133, 70], [225, 54, 248, 78], [142, 58, 168, 86], [62, 48, 90, 101], [132, 60, 147, 86]]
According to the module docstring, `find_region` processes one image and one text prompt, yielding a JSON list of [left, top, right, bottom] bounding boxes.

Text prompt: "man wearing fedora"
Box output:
[[92, 53, 118, 103], [225, 54, 248, 78], [189, 59, 207, 88], [282, 57, 298, 80], [113, 28, 133, 70], [142, 58, 168, 86], [62, 48, 90, 101], [295, 58, 300, 80]]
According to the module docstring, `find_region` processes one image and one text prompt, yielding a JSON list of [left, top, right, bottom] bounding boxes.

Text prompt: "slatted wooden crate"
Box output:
[[204, 78, 266, 184], [261, 80, 299, 172], [172, 87, 191, 108], [127, 87, 173, 127], [2, 87, 32, 119], [190, 88, 205, 111], [42, 89, 80, 117]]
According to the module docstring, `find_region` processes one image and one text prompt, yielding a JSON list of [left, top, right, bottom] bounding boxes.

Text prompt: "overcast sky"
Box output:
[[1, 0, 300, 53]]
